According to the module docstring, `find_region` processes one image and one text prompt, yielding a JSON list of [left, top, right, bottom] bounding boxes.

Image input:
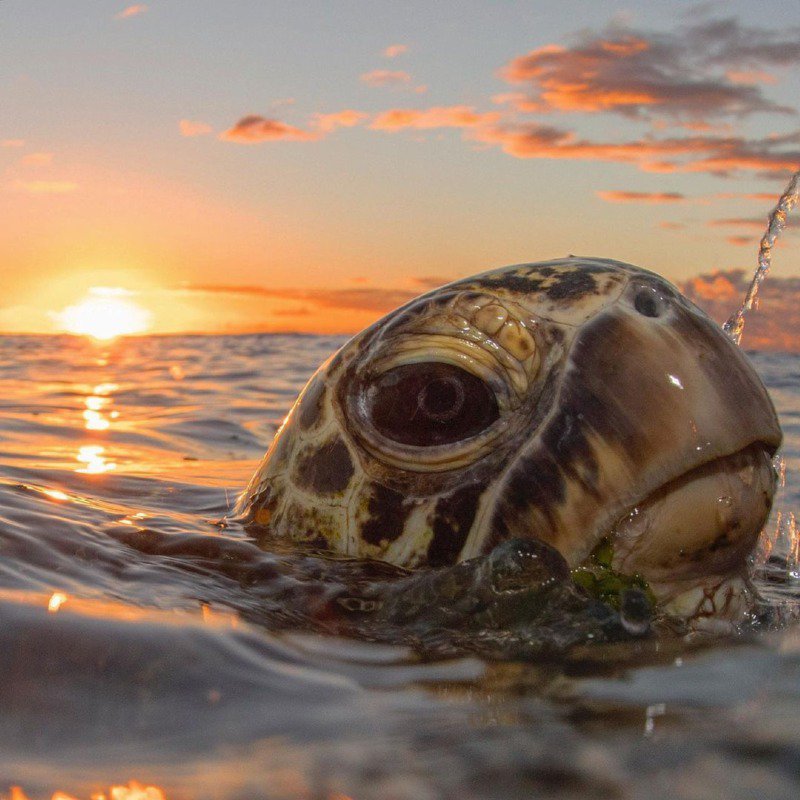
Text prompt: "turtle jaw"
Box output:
[[658, 573, 755, 633], [609, 442, 777, 628]]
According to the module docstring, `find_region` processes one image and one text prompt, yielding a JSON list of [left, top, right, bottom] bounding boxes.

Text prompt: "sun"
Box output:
[[56, 287, 152, 340]]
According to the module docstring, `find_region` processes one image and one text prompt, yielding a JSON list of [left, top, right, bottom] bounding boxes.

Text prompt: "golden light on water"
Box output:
[[76, 444, 116, 474], [9, 781, 168, 800], [56, 287, 151, 340], [41, 488, 70, 502], [47, 592, 68, 613]]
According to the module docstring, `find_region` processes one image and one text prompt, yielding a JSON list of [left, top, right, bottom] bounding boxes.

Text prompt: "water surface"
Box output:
[[1, 334, 798, 800]]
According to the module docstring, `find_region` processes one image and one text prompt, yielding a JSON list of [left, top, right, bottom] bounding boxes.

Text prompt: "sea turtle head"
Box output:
[[238, 257, 782, 627]]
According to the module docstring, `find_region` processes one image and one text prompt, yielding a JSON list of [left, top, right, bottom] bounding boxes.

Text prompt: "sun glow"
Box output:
[[56, 287, 151, 340]]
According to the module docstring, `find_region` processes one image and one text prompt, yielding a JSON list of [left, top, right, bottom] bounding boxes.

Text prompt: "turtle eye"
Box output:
[[366, 362, 499, 447]]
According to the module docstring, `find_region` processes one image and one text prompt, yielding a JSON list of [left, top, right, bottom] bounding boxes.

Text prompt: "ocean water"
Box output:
[[1, 333, 799, 800]]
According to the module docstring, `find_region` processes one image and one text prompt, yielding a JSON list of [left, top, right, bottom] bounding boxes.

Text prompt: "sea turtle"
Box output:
[[236, 257, 782, 626]]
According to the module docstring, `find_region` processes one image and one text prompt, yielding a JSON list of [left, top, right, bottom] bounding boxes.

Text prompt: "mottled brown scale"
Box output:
[[237, 256, 782, 624], [292, 436, 354, 495], [427, 483, 483, 567], [360, 484, 412, 547]]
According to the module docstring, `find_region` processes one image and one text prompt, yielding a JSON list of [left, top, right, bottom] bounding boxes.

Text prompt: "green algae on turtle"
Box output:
[[236, 257, 782, 629]]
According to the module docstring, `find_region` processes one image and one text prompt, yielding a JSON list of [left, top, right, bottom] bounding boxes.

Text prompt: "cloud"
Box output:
[[383, 44, 408, 59], [179, 120, 213, 137], [714, 192, 780, 201], [360, 70, 427, 94], [371, 105, 500, 131], [680, 269, 800, 351], [410, 275, 450, 289], [659, 221, 687, 230], [313, 110, 369, 133], [706, 216, 799, 247], [220, 116, 321, 143], [707, 216, 800, 230], [116, 4, 148, 19], [12, 180, 78, 194], [1, 139, 25, 148], [725, 70, 778, 86], [361, 70, 412, 88], [174, 283, 423, 313], [499, 18, 800, 124], [471, 123, 800, 176], [596, 190, 687, 203], [20, 152, 53, 166]]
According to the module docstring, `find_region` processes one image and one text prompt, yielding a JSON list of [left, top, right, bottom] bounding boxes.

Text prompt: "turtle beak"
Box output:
[[493, 280, 781, 625], [610, 443, 775, 628]]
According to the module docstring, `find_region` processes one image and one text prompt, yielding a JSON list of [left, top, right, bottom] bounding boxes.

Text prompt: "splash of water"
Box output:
[[723, 169, 800, 346]]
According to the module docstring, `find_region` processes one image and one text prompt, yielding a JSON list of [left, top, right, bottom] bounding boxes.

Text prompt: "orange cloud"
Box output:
[[680, 269, 800, 351], [707, 217, 766, 229], [472, 123, 800, 176], [596, 190, 686, 203], [714, 192, 780, 201], [220, 116, 321, 143], [179, 119, 213, 137], [313, 110, 369, 133], [659, 221, 687, 230], [727, 235, 755, 246], [726, 70, 778, 85], [361, 69, 413, 88], [20, 152, 53, 166], [371, 105, 500, 131], [383, 44, 408, 59], [1, 139, 25, 148], [13, 180, 78, 194], [499, 19, 799, 123], [116, 4, 148, 19], [176, 283, 423, 313]]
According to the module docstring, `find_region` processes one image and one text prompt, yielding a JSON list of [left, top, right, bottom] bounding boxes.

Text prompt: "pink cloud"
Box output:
[[499, 19, 799, 124], [726, 70, 778, 86], [707, 216, 799, 230], [20, 152, 53, 166], [659, 221, 687, 230], [313, 110, 369, 133], [361, 70, 413, 88], [176, 283, 422, 313], [714, 192, 780, 201], [472, 123, 800, 176], [680, 269, 800, 351], [371, 105, 500, 131], [13, 180, 78, 195], [596, 190, 687, 203], [179, 120, 213, 137], [383, 44, 408, 59], [220, 116, 322, 143], [116, 4, 148, 19]]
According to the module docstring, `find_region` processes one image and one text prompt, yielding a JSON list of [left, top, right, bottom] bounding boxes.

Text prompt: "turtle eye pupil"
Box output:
[[418, 375, 465, 421], [367, 363, 499, 447]]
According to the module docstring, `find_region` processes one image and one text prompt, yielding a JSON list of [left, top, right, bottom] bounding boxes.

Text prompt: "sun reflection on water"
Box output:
[[47, 592, 68, 613], [82, 383, 120, 432], [41, 488, 70, 502], [76, 445, 116, 474], [8, 782, 167, 800]]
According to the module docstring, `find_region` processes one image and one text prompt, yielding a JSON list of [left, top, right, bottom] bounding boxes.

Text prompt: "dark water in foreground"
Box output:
[[1, 334, 799, 800]]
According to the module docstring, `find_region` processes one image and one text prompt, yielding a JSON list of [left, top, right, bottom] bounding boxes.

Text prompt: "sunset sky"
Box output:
[[2, 1, 799, 338]]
